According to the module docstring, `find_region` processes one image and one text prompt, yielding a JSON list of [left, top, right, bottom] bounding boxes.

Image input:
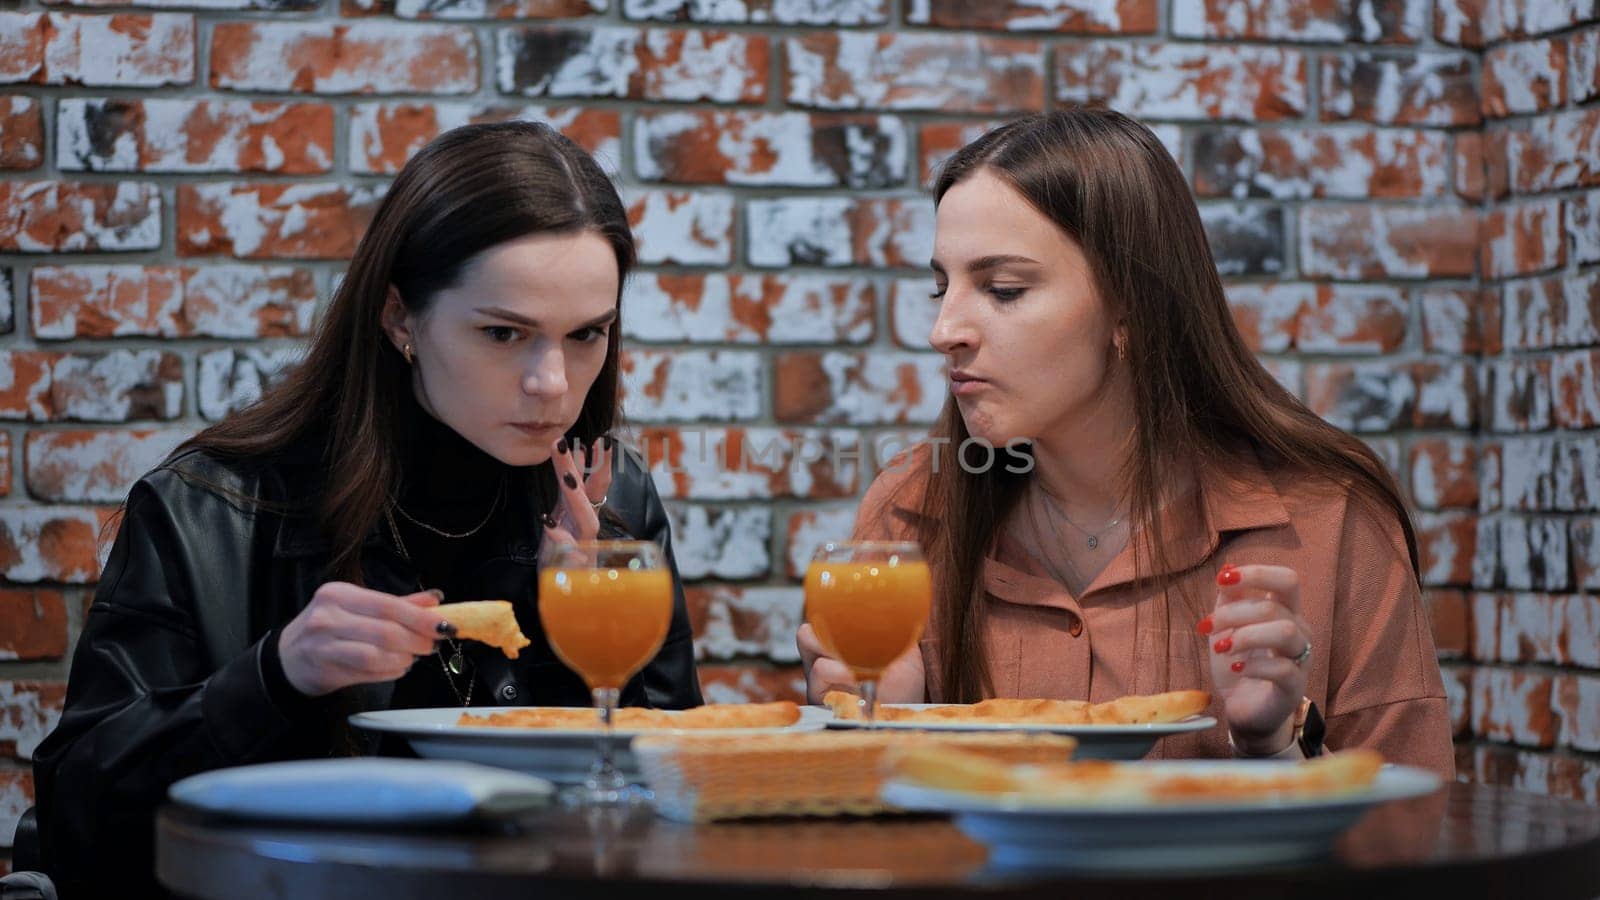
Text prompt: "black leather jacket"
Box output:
[[26, 437, 702, 898]]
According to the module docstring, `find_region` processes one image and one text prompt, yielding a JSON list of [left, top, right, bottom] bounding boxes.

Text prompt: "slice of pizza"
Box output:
[[436, 600, 532, 659]]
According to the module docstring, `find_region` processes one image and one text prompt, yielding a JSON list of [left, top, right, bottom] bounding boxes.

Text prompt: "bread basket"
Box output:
[[632, 730, 1077, 823]]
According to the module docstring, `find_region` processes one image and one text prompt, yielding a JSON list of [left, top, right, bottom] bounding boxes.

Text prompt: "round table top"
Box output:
[[157, 781, 1600, 900]]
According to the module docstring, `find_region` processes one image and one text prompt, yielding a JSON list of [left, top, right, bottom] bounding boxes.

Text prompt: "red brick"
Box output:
[[1264, 350, 1303, 397], [1495, 593, 1563, 663], [1418, 360, 1479, 429], [1502, 270, 1600, 351], [0, 433, 9, 497], [1418, 288, 1485, 354], [196, 347, 301, 421], [1472, 666, 1557, 747], [0, 97, 41, 169], [0, 769, 33, 850], [1554, 674, 1600, 752], [1471, 592, 1501, 657], [785, 506, 860, 578], [620, 350, 762, 423], [919, 121, 1003, 187], [623, 0, 886, 24], [1575, 28, 1600, 104], [211, 22, 477, 94], [1200, 205, 1286, 276], [1179, 0, 1427, 41], [635, 426, 860, 501], [1057, 43, 1305, 121], [697, 664, 805, 704], [623, 274, 875, 345], [499, 27, 767, 104], [685, 585, 802, 661], [625, 190, 735, 266], [1223, 283, 1308, 353], [1485, 358, 1553, 433], [668, 505, 771, 580], [25, 429, 189, 504], [0, 509, 104, 584], [1443, 664, 1472, 735], [1555, 350, 1600, 429], [1453, 132, 1510, 202], [57, 98, 333, 174], [634, 111, 906, 188], [1572, 519, 1600, 591], [1434, 0, 1485, 47], [1427, 589, 1470, 658], [0, 13, 193, 86], [32, 265, 317, 339], [1295, 285, 1407, 353], [1193, 127, 1446, 200], [1481, 199, 1565, 280], [1304, 361, 1414, 432], [1509, 107, 1600, 195], [0, 181, 160, 253], [787, 32, 1042, 114], [1479, 442, 1503, 514], [1322, 51, 1479, 126], [1498, 437, 1560, 512], [1416, 511, 1478, 587], [747, 197, 933, 269], [348, 102, 621, 175], [1569, 190, 1600, 265], [178, 182, 382, 259], [0, 350, 183, 423], [387, 0, 603, 17], [1499, 517, 1570, 592], [1299, 205, 1477, 279], [0, 681, 66, 759], [774, 351, 945, 425], [1411, 438, 1478, 510], [0, 590, 66, 661], [1482, 289, 1505, 356], [0, 269, 12, 337], [891, 277, 940, 351], [908, 0, 1156, 32], [1483, 37, 1568, 118]]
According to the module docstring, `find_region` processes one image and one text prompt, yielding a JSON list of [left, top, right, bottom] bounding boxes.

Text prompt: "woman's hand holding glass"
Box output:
[[799, 542, 932, 723], [1201, 563, 1312, 755]]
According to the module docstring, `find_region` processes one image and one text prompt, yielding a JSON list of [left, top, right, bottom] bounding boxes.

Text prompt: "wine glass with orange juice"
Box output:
[[538, 539, 673, 805], [804, 541, 932, 725]]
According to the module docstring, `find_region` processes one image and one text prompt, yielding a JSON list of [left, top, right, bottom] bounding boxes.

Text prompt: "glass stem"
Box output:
[[590, 686, 622, 799], [860, 679, 878, 728]]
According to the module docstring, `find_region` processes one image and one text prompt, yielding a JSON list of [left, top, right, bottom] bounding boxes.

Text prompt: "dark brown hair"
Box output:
[[174, 121, 636, 581], [921, 109, 1418, 703]]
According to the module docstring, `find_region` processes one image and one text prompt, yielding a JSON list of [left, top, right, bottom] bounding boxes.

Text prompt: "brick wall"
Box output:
[[0, 0, 1595, 862]]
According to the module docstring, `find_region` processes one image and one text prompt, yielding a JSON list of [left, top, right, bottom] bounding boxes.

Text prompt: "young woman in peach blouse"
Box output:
[[799, 109, 1453, 777]]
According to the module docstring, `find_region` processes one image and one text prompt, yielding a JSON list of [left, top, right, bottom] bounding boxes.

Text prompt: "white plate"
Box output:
[[825, 704, 1219, 760], [882, 760, 1443, 872], [350, 706, 831, 783], [168, 758, 554, 825]]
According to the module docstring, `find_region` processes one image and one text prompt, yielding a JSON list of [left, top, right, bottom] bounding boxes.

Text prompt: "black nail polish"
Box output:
[[563, 473, 578, 490], [435, 621, 457, 637], [542, 512, 558, 529], [556, 437, 569, 454]]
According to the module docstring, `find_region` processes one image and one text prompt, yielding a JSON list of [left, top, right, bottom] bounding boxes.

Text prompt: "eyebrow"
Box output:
[[928, 254, 1042, 274], [475, 307, 618, 331]]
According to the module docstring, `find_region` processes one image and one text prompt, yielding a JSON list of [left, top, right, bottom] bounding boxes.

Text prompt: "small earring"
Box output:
[[402, 342, 414, 365]]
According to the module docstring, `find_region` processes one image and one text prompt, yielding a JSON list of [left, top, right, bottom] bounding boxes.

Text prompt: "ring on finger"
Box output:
[[591, 493, 607, 511], [1292, 641, 1312, 667]]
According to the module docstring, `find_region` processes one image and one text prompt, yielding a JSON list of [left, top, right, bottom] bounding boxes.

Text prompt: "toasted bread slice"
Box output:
[[437, 600, 531, 659]]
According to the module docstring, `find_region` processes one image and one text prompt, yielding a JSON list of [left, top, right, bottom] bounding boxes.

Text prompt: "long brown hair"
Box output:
[[174, 121, 636, 581], [921, 109, 1418, 703]]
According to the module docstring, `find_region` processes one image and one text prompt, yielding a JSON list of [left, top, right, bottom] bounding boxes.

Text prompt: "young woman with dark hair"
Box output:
[[29, 121, 703, 897], [800, 109, 1452, 778]]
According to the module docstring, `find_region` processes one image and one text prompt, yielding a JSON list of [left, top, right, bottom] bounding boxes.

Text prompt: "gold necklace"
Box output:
[[394, 475, 506, 540], [383, 507, 474, 706]]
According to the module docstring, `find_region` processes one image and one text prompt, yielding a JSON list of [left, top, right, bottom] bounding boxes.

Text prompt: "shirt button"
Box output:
[[500, 684, 518, 701], [1068, 619, 1084, 638]]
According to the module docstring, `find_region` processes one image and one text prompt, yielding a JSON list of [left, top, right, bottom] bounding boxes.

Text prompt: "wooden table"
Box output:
[[157, 782, 1600, 900]]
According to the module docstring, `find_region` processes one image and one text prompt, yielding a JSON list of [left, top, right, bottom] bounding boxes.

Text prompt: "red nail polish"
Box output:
[[1213, 638, 1232, 653], [1230, 661, 1245, 673], [1196, 616, 1214, 635], [1221, 562, 1236, 572], [1217, 568, 1241, 586]]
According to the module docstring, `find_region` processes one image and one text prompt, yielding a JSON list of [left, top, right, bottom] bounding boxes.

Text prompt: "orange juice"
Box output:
[[538, 568, 673, 690], [804, 560, 931, 679]]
